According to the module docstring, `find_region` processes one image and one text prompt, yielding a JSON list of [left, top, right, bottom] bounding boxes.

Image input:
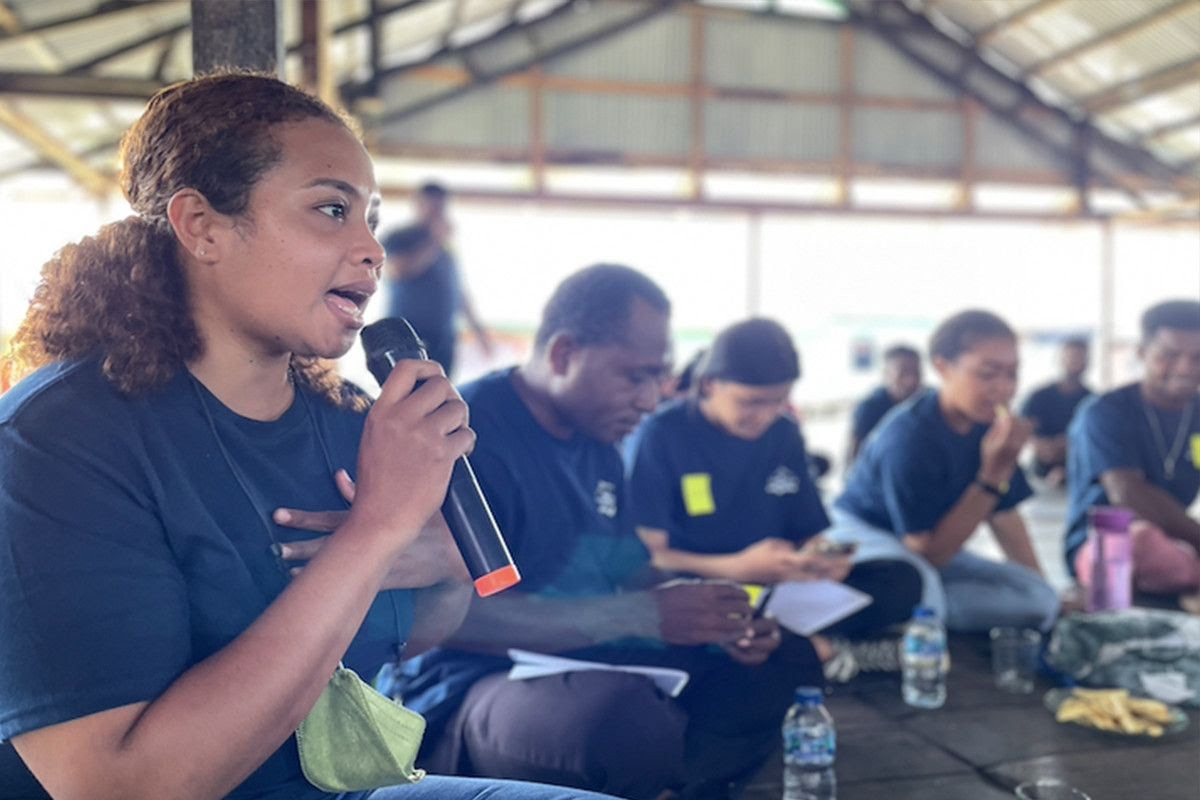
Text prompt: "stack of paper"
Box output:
[[507, 648, 690, 697], [762, 579, 873, 636]]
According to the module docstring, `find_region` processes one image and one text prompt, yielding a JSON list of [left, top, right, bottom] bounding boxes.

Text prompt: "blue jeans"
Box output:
[[352, 776, 618, 799], [828, 509, 1059, 632]]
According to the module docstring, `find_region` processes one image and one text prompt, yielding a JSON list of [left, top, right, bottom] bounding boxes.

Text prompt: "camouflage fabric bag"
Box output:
[[1046, 609, 1200, 707]]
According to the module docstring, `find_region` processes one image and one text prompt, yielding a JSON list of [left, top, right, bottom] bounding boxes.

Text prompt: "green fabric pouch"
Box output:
[[295, 665, 427, 791]]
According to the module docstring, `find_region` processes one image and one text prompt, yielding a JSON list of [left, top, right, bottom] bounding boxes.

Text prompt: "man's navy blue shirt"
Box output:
[[851, 386, 901, 445], [625, 398, 829, 556], [835, 389, 1032, 535], [396, 370, 652, 734], [1020, 382, 1091, 438], [454, 369, 649, 596], [1065, 383, 1200, 571]]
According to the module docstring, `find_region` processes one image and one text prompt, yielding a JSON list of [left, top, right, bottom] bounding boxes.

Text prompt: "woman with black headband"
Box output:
[[625, 318, 922, 681]]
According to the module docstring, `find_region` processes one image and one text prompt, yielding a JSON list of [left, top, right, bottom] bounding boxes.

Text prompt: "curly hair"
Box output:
[[2, 71, 366, 410]]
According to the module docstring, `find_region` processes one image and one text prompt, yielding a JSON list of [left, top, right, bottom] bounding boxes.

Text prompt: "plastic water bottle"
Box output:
[[901, 606, 947, 709], [782, 686, 836, 800], [1086, 506, 1134, 612]]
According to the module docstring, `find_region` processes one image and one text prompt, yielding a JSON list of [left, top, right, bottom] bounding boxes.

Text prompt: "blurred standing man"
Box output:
[[1021, 338, 1092, 487], [846, 344, 923, 465], [1066, 300, 1200, 611], [382, 182, 492, 377]]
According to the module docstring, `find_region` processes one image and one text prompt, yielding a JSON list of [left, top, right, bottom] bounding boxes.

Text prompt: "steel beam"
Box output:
[[0, 100, 112, 196], [0, 71, 161, 99], [849, 0, 1189, 209], [1021, 0, 1196, 77], [67, 22, 189, 74], [973, 0, 1070, 45], [362, 1, 679, 127], [1078, 57, 1200, 115]]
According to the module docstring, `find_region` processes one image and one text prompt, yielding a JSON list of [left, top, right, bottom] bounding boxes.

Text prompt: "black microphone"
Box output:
[[360, 318, 520, 597]]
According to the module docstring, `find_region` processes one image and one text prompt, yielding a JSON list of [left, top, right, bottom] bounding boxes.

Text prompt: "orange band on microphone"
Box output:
[[473, 564, 521, 597]]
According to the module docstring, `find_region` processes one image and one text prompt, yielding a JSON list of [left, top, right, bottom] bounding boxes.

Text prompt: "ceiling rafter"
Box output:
[[0, 99, 111, 196], [1136, 111, 1200, 143], [66, 21, 189, 75], [0, 72, 162, 99], [848, 0, 1177, 210], [353, 1, 680, 127], [338, 0, 583, 104], [0, 0, 151, 45], [973, 0, 1071, 46], [1079, 56, 1200, 115], [152, 27, 181, 81], [1020, 0, 1197, 78], [0, 1, 20, 34]]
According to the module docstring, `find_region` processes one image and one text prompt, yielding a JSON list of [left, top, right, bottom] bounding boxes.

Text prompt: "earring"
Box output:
[[197, 248, 206, 257]]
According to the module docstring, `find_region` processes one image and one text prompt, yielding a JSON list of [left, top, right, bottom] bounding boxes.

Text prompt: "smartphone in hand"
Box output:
[[812, 539, 858, 558]]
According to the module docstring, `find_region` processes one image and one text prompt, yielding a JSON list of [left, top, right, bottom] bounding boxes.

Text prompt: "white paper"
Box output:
[[763, 579, 873, 637], [507, 648, 690, 697]]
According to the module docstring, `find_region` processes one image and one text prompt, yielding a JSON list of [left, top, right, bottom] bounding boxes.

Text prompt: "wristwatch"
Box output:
[[974, 477, 1008, 498]]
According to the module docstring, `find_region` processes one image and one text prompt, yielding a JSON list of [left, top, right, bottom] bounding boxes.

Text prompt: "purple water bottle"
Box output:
[[1086, 506, 1135, 612]]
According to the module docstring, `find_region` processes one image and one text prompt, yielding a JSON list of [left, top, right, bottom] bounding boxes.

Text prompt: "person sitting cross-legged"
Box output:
[[1066, 299, 1200, 612], [830, 309, 1060, 633], [625, 318, 922, 682], [391, 266, 823, 800]]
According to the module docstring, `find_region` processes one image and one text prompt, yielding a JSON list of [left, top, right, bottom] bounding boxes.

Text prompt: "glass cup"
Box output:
[[1015, 779, 1092, 799], [990, 627, 1042, 694]]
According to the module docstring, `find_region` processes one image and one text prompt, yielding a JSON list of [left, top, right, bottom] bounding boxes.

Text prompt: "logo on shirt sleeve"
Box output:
[[764, 466, 800, 497], [595, 480, 618, 518], [681, 473, 716, 516]]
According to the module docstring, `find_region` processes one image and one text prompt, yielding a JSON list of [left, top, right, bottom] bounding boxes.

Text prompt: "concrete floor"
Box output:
[[740, 480, 1200, 800]]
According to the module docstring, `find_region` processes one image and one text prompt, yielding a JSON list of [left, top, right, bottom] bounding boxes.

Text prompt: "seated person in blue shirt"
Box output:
[[625, 318, 921, 680], [846, 344, 923, 466], [1020, 338, 1092, 488], [832, 310, 1059, 633], [1066, 300, 1200, 609], [0, 72, 612, 800], [392, 265, 821, 800]]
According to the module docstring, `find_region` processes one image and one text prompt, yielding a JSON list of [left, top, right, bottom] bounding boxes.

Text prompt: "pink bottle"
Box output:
[[1086, 506, 1135, 612]]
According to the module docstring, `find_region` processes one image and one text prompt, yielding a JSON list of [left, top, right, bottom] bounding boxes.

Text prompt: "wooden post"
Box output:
[[191, 0, 281, 75], [1099, 218, 1115, 388], [746, 210, 763, 316]]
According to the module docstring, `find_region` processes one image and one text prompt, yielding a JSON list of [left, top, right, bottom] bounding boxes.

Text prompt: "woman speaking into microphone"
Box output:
[[0, 70, 610, 800]]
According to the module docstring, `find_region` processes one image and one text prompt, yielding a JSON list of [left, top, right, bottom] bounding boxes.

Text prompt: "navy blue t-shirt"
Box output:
[[851, 386, 901, 444], [396, 370, 652, 731], [0, 360, 413, 799], [625, 398, 829, 557], [456, 369, 650, 596], [1064, 383, 1200, 570], [835, 389, 1032, 535], [1020, 382, 1092, 438]]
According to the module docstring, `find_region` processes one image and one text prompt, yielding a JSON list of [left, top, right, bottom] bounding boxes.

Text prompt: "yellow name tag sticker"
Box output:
[[1192, 434, 1200, 469], [681, 473, 716, 516], [742, 583, 766, 609]]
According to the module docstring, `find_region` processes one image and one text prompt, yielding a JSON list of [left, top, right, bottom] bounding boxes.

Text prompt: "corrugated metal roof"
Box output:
[[921, 0, 1200, 175], [0, 0, 1195, 217]]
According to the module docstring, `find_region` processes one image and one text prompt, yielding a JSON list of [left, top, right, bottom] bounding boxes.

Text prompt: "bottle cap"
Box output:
[[913, 606, 936, 619], [1088, 506, 1134, 534], [473, 564, 522, 597], [794, 686, 824, 705]]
